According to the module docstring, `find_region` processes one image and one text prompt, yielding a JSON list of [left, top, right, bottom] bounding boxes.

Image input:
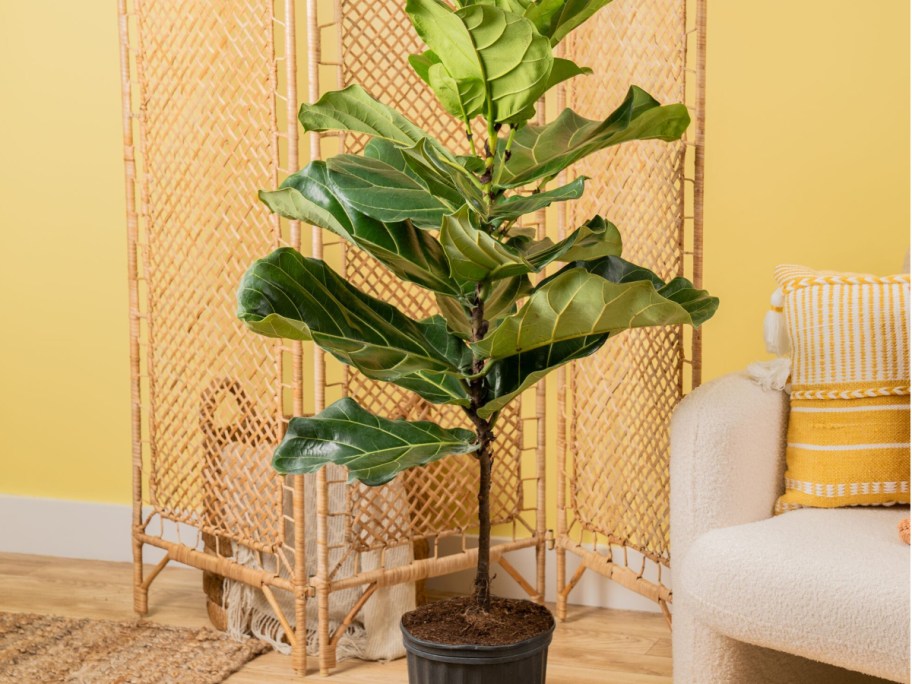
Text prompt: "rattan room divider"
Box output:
[[554, 0, 706, 624], [119, 0, 704, 676]]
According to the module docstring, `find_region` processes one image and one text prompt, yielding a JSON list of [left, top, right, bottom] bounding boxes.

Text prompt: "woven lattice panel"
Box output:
[[337, 0, 524, 550], [562, 0, 688, 564], [134, 0, 284, 551]]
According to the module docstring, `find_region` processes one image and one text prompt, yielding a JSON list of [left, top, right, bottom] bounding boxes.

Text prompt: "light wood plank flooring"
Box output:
[[0, 553, 671, 683]]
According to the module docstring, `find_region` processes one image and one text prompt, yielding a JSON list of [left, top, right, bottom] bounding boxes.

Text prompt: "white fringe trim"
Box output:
[[745, 358, 792, 392], [223, 545, 368, 660]]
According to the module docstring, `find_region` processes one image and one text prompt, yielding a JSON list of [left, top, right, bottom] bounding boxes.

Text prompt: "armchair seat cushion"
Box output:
[[677, 507, 911, 683]]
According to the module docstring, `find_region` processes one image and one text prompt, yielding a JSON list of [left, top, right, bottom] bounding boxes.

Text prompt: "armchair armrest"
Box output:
[[670, 371, 789, 563]]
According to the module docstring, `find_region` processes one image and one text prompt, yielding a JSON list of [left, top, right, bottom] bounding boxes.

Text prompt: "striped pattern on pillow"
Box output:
[[774, 265, 911, 513]]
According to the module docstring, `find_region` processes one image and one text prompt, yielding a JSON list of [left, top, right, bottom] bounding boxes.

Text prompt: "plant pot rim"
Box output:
[[400, 609, 556, 657]]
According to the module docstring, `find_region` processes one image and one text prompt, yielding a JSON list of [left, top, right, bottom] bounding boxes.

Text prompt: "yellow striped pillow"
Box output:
[[774, 264, 911, 513]]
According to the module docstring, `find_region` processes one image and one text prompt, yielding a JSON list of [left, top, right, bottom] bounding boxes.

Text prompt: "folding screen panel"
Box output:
[[555, 0, 705, 620]]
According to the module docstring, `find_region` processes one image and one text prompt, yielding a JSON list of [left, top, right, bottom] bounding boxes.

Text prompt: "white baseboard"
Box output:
[[426, 535, 666, 613], [0, 495, 667, 612], [0, 494, 166, 564]]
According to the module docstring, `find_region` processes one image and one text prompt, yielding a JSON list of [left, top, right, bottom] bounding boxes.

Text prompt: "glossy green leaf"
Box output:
[[326, 154, 452, 228], [524, 0, 614, 45], [565, 256, 721, 326], [484, 274, 534, 319], [461, 0, 532, 12], [477, 254, 716, 417], [544, 57, 592, 89], [513, 215, 622, 268], [410, 51, 474, 124], [501, 103, 538, 127], [440, 207, 533, 282], [555, 216, 623, 262], [479, 334, 606, 418], [489, 177, 587, 222], [408, 49, 437, 84], [474, 255, 718, 360], [457, 154, 487, 175], [479, 254, 720, 416], [459, 4, 554, 122], [273, 397, 479, 485], [499, 86, 691, 187], [400, 138, 487, 215], [259, 162, 463, 297], [429, 63, 474, 124], [298, 85, 450, 156], [364, 139, 465, 209], [435, 275, 533, 339], [407, 0, 554, 123], [406, 0, 487, 118], [435, 293, 473, 339], [238, 248, 471, 405]]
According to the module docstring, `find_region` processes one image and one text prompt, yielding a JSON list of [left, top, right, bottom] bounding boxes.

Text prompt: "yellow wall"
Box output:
[[0, 1, 907, 504], [0, 2, 130, 503], [702, 2, 909, 380]]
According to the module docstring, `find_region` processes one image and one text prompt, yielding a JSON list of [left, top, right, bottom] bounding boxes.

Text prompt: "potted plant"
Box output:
[[237, 0, 718, 681]]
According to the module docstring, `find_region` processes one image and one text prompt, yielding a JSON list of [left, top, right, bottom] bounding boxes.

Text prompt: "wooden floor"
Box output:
[[0, 553, 671, 683]]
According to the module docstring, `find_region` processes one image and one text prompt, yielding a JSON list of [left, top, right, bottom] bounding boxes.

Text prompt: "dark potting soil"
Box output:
[[401, 596, 554, 646]]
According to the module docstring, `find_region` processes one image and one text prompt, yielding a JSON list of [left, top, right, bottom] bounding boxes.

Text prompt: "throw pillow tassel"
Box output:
[[763, 288, 791, 356]]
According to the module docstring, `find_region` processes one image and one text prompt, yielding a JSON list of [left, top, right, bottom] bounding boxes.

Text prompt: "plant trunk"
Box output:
[[468, 283, 493, 612], [473, 423, 494, 610]]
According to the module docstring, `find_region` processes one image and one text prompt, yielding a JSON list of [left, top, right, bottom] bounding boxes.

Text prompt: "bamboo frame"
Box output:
[[555, 0, 707, 623], [120, 0, 704, 677]]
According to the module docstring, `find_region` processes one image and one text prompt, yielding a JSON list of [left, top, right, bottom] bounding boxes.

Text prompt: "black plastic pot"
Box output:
[[401, 615, 555, 684]]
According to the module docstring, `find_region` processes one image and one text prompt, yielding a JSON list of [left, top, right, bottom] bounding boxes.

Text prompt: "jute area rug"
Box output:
[[0, 611, 269, 683]]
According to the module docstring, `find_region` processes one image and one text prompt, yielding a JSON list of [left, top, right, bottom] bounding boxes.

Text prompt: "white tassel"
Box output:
[[763, 288, 791, 355], [745, 358, 791, 392]]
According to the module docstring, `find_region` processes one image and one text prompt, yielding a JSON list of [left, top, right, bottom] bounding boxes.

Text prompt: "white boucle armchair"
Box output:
[[670, 372, 910, 684]]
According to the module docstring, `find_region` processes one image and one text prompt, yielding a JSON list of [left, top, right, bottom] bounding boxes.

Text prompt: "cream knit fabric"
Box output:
[[671, 372, 910, 683]]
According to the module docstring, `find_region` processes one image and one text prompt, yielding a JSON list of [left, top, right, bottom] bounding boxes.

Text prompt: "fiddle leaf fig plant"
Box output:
[[238, 0, 718, 612]]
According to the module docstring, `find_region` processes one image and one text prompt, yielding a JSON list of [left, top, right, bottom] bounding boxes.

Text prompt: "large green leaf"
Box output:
[[484, 274, 534, 319], [409, 50, 476, 125], [435, 275, 533, 339], [459, 4, 554, 122], [460, 0, 532, 12], [273, 397, 479, 485], [440, 207, 533, 282], [434, 293, 474, 340], [512, 215, 622, 268], [325, 154, 452, 229], [474, 236, 674, 417], [407, 0, 554, 123], [364, 139, 466, 209], [399, 138, 486, 215], [406, 0, 486, 119], [524, 0, 614, 45], [566, 256, 721, 326], [258, 162, 464, 297], [489, 177, 586, 222], [499, 86, 691, 187], [544, 57, 592, 89], [392, 315, 476, 403], [479, 334, 606, 418], [407, 50, 438, 84], [554, 216, 623, 262], [474, 255, 718, 360], [238, 248, 471, 405], [298, 85, 449, 156]]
